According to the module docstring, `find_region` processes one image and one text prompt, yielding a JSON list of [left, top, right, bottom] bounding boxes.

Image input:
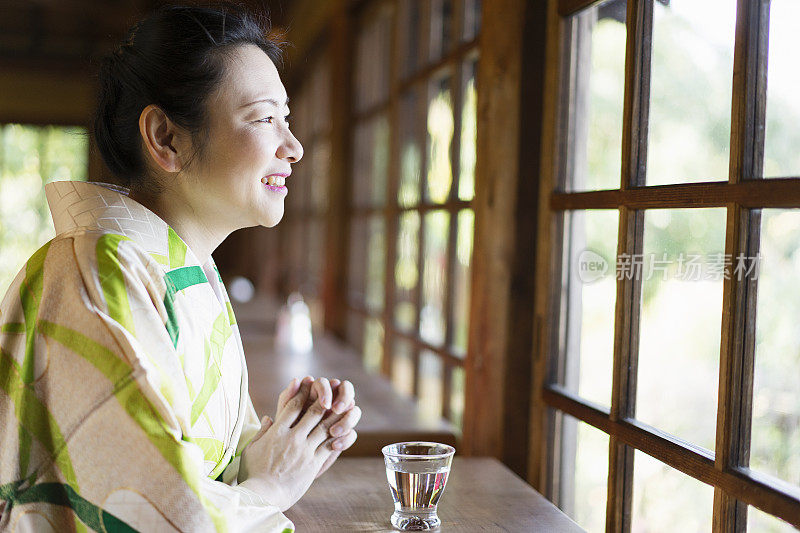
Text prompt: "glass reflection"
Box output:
[[399, 91, 422, 207], [419, 350, 444, 421], [450, 366, 465, 429], [764, 1, 800, 177], [393, 339, 415, 397], [459, 60, 477, 201], [462, 0, 481, 41], [347, 216, 367, 306], [451, 209, 474, 356], [426, 77, 454, 203], [564, 1, 625, 191], [420, 211, 450, 345], [395, 211, 420, 331], [429, 0, 453, 62], [363, 317, 384, 373], [365, 215, 386, 312], [647, 0, 735, 185], [637, 208, 726, 451], [752, 209, 800, 489], [632, 450, 713, 531]]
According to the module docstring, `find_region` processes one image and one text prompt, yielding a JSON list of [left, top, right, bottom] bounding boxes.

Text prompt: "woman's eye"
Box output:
[[257, 117, 274, 124]]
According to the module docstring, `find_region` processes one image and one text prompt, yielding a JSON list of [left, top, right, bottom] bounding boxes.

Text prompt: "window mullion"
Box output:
[[383, 1, 401, 379], [607, 1, 653, 532], [713, 0, 770, 530]]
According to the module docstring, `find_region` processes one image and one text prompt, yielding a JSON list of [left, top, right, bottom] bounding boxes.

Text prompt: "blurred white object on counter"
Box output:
[[275, 292, 314, 353]]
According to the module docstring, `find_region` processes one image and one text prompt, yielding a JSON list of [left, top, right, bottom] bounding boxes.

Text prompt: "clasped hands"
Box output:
[[238, 376, 361, 511]]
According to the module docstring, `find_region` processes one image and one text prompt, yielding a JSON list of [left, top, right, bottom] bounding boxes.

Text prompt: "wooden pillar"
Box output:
[[320, 0, 354, 340], [462, 0, 546, 478]]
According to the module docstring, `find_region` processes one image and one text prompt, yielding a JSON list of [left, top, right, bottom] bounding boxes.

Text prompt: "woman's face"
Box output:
[[182, 44, 303, 230]]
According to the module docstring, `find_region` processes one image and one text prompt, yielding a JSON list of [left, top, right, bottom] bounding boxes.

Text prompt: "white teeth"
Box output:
[[264, 175, 286, 187]]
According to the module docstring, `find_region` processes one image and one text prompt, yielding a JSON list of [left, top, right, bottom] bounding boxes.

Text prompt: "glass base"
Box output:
[[391, 509, 441, 530]]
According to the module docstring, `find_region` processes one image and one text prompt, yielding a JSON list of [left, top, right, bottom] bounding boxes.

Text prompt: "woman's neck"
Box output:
[[128, 186, 231, 266]]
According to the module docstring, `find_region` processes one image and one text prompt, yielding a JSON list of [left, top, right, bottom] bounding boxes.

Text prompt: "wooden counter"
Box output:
[[285, 457, 585, 532]]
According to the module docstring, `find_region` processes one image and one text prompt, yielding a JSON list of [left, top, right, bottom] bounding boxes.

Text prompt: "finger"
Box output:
[[330, 378, 341, 389], [332, 429, 358, 452], [292, 380, 330, 436], [274, 376, 313, 428], [330, 405, 362, 438], [277, 377, 301, 413], [312, 377, 332, 410], [315, 450, 339, 479], [317, 429, 357, 458], [245, 415, 273, 450], [307, 409, 348, 448], [331, 380, 354, 414]]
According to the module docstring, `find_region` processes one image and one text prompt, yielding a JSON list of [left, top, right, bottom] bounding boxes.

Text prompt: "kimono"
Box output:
[[0, 180, 294, 532]]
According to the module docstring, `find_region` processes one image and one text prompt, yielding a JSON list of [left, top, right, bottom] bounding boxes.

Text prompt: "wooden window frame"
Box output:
[[530, 0, 800, 530], [341, 0, 479, 425]]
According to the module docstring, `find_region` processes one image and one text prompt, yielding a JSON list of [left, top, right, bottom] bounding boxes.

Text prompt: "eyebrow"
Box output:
[[240, 97, 290, 109]]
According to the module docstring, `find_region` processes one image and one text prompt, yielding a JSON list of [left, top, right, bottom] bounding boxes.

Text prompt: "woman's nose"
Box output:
[[278, 130, 304, 164]]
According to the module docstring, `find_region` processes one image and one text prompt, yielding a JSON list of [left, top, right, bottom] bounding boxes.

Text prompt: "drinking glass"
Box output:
[[381, 441, 455, 530]]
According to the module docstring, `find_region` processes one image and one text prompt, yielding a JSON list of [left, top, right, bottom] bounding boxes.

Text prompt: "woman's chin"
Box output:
[[259, 210, 285, 228]]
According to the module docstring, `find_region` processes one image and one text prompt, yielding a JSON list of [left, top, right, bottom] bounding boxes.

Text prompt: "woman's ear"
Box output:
[[138, 104, 191, 173]]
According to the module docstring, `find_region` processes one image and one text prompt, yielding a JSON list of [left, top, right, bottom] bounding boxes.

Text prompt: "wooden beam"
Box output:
[[550, 178, 800, 210], [543, 386, 800, 528]]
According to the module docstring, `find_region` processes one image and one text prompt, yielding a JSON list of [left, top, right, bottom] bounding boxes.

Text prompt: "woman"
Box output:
[[0, 4, 360, 532]]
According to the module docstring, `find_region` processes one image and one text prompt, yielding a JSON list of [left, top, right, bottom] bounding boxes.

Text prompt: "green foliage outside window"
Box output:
[[0, 124, 88, 295]]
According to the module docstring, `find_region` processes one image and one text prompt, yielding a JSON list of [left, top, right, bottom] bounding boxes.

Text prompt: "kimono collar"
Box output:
[[43, 180, 210, 273]]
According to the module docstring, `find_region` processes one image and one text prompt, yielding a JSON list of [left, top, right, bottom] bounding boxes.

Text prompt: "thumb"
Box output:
[[250, 415, 273, 444]]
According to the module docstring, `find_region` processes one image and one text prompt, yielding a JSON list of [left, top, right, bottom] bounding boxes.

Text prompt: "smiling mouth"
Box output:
[[263, 175, 286, 186]]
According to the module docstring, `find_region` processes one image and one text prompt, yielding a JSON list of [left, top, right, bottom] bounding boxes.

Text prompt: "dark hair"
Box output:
[[93, 3, 286, 194]]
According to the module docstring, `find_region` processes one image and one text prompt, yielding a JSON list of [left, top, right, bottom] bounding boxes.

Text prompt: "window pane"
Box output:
[[636, 208, 726, 451], [395, 211, 420, 332], [0, 125, 88, 293], [451, 209, 474, 356], [307, 219, 324, 295], [751, 209, 800, 488], [428, 0, 453, 62], [354, 6, 391, 112], [399, 91, 422, 207], [347, 312, 364, 352], [309, 138, 330, 212], [458, 59, 477, 202], [450, 365, 466, 429], [462, 0, 481, 41], [348, 216, 367, 306], [420, 210, 450, 346], [563, 1, 626, 192], [419, 350, 443, 420], [764, 2, 800, 177], [353, 115, 389, 208], [646, 0, 735, 185], [363, 317, 384, 373], [309, 57, 331, 136], [426, 76, 454, 203], [748, 505, 798, 532], [632, 450, 713, 531], [366, 216, 386, 313], [556, 412, 609, 533], [400, 0, 421, 77], [559, 209, 618, 408], [393, 339, 415, 397]]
